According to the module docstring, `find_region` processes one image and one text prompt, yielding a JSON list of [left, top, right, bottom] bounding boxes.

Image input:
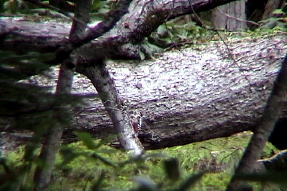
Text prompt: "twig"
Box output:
[[216, 7, 260, 27], [188, 1, 253, 84]]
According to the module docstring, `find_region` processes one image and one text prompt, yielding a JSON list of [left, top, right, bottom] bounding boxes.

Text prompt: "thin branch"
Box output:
[[188, 2, 253, 86], [226, 54, 287, 190], [47, 0, 133, 65], [216, 7, 260, 27]]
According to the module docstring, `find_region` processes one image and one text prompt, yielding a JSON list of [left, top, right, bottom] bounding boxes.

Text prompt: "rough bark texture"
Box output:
[[11, 33, 281, 150], [65, 35, 285, 149], [70, 0, 145, 154], [0, 15, 286, 149], [76, 60, 144, 155], [33, 1, 91, 190], [226, 54, 287, 190], [0, 0, 240, 57], [0, 0, 287, 150], [212, 0, 247, 31], [72, 0, 242, 61], [33, 63, 75, 191]]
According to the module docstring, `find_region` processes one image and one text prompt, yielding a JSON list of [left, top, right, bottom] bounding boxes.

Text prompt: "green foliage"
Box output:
[[0, 51, 52, 80], [0, 4, 286, 191], [145, 18, 214, 58], [91, 0, 107, 13], [0, 0, 29, 14], [148, 19, 214, 51], [73, 131, 99, 150], [0, 50, 83, 190], [1, 131, 283, 191], [259, 9, 287, 30], [139, 40, 163, 60], [0, 0, 49, 14]]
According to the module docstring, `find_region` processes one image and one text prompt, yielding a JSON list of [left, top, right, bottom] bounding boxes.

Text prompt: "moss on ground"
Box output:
[[2, 131, 280, 191]]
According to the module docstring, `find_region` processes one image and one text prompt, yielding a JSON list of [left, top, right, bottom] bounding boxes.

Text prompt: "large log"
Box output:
[[0, 11, 286, 150], [23, 34, 284, 149], [0, 17, 70, 53]]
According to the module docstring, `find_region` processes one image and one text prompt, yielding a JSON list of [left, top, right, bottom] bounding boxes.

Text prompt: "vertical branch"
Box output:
[[76, 60, 144, 155], [262, 0, 283, 20], [226, 54, 287, 190], [69, 0, 91, 37], [33, 1, 92, 190], [33, 63, 74, 191]]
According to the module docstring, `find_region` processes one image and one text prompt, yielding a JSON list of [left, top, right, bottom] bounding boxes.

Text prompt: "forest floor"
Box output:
[[3, 130, 279, 191]]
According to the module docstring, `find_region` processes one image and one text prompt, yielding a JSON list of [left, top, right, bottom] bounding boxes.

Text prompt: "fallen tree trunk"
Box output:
[[66, 35, 286, 149], [11, 30, 281, 149], [1, 0, 240, 58], [2, 35, 287, 149], [0, 19, 286, 150]]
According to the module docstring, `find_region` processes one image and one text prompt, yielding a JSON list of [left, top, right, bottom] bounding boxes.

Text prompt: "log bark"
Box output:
[[66, 35, 286, 149], [0, 0, 286, 150], [226, 53, 287, 190], [8, 30, 281, 150], [1, 0, 239, 57], [1, 34, 287, 150]]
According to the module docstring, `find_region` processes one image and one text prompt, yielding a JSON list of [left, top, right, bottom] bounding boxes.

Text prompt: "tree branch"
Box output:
[[1, 0, 242, 62], [226, 54, 287, 190], [76, 59, 144, 155]]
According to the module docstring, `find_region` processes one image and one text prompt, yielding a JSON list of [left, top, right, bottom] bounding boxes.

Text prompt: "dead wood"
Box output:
[[0, 0, 286, 150], [1, 0, 239, 58], [226, 46, 287, 191], [22, 34, 284, 150]]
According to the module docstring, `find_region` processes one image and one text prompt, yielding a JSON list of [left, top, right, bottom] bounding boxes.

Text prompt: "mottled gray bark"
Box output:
[[71, 0, 145, 154], [1, 33, 285, 151], [0, 0, 286, 152], [226, 54, 287, 190], [0, 0, 240, 58], [33, 1, 92, 190], [212, 0, 247, 31], [63, 35, 285, 150], [33, 63, 75, 191], [76, 60, 144, 155]]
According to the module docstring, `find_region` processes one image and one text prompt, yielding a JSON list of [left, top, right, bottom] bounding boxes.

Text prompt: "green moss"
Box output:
[[2, 131, 280, 191]]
